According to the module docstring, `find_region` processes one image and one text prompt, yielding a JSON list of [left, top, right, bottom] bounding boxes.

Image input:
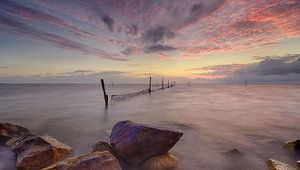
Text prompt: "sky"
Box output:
[[0, 0, 300, 83]]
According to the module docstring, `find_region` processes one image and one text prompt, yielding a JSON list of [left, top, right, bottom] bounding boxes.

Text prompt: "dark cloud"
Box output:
[[60, 70, 95, 76], [101, 14, 114, 31], [142, 26, 176, 45], [144, 45, 177, 53], [236, 54, 300, 76], [121, 48, 133, 56], [0, 0, 94, 38], [193, 54, 300, 83], [232, 20, 259, 29], [0, 15, 127, 61], [0, 66, 8, 69], [179, 0, 225, 29], [126, 24, 138, 36], [191, 3, 202, 13]]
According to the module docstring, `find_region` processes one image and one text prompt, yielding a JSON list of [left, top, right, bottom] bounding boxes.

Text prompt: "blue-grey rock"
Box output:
[[110, 120, 183, 166]]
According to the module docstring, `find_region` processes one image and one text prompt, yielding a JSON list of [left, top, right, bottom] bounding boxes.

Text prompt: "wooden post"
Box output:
[[162, 78, 164, 90], [101, 79, 108, 105], [149, 77, 152, 93], [168, 80, 169, 88]]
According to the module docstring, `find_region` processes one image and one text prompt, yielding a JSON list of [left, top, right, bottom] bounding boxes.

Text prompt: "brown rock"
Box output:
[[267, 159, 296, 170], [0, 122, 31, 145], [92, 141, 114, 154], [110, 120, 183, 166], [142, 153, 178, 170], [42, 151, 122, 170], [12, 133, 72, 170], [284, 140, 300, 153]]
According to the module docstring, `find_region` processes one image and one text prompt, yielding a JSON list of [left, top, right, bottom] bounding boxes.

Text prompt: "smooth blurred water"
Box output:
[[0, 84, 300, 170]]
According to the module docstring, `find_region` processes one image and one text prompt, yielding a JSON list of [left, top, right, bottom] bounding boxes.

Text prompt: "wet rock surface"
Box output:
[[12, 133, 72, 170], [142, 153, 178, 170], [267, 159, 296, 170], [43, 151, 122, 170], [0, 123, 31, 145], [110, 120, 183, 166], [284, 140, 300, 153], [92, 141, 114, 154]]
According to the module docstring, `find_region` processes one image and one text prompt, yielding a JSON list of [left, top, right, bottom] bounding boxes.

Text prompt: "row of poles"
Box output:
[[100, 77, 176, 106]]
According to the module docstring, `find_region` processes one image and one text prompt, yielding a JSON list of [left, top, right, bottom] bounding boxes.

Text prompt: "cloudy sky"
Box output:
[[0, 0, 299, 83]]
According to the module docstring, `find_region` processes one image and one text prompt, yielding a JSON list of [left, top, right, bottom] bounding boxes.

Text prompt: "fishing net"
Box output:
[[111, 89, 150, 101]]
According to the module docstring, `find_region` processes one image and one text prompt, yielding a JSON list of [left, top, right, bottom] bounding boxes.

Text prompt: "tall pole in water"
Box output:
[[101, 79, 108, 106], [149, 77, 152, 93], [162, 78, 164, 90], [168, 80, 169, 88]]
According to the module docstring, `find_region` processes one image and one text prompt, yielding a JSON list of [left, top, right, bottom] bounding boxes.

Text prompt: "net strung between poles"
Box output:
[[111, 89, 149, 101]]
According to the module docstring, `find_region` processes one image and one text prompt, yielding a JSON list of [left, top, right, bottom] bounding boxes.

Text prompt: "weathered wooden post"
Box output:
[[162, 78, 164, 90], [168, 80, 169, 88], [101, 79, 108, 106], [149, 77, 152, 93]]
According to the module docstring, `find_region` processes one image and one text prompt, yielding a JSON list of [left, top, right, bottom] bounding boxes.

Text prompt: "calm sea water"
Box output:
[[0, 84, 300, 170]]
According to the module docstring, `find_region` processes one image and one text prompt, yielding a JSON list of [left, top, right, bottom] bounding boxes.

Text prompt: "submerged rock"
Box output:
[[43, 151, 122, 170], [142, 153, 178, 170], [110, 120, 183, 166], [284, 140, 300, 153], [224, 148, 243, 156], [92, 141, 114, 154], [12, 133, 72, 170], [0, 122, 31, 145], [267, 159, 296, 170]]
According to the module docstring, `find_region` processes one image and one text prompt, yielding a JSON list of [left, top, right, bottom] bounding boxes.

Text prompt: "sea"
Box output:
[[0, 84, 300, 170]]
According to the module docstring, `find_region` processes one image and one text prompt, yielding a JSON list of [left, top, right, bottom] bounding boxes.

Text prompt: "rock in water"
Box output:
[[12, 133, 72, 170], [110, 120, 183, 166], [92, 141, 114, 154], [142, 153, 178, 170], [284, 140, 300, 153], [0, 123, 31, 144], [267, 159, 296, 170], [42, 151, 122, 170]]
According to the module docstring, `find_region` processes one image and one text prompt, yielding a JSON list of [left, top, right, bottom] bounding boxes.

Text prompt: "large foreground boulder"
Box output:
[[0, 123, 31, 145], [142, 153, 178, 170], [12, 133, 72, 170], [43, 151, 122, 170], [267, 159, 296, 170], [110, 120, 183, 166]]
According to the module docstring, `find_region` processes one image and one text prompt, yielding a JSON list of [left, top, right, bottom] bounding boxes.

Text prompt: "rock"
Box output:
[[297, 161, 300, 169], [92, 141, 114, 154], [0, 122, 31, 145], [142, 153, 178, 170], [110, 120, 183, 166], [42, 151, 122, 170], [284, 140, 300, 153], [267, 159, 296, 170], [12, 133, 72, 170], [224, 148, 243, 157]]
